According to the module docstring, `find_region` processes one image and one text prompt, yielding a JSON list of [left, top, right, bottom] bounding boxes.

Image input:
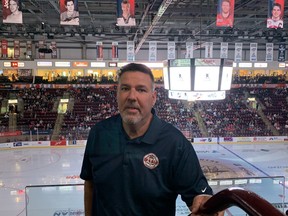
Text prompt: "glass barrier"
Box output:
[[25, 176, 286, 216]]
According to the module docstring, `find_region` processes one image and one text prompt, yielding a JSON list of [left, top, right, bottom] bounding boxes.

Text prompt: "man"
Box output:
[[117, 0, 136, 26], [267, 3, 283, 29], [3, 0, 23, 24], [80, 63, 224, 216], [216, 0, 233, 27], [60, 0, 79, 25]]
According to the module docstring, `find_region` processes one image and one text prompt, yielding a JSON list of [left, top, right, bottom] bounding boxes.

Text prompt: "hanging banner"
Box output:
[[167, 42, 175, 60], [112, 42, 119, 61], [1, 39, 8, 58], [2, 0, 23, 24], [185, 42, 193, 58], [249, 43, 257, 62], [205, 42, 213, 58], [278, 43, 286, 62], [38, 41, 45, 59], [51, 41, 57, 59], [267, 0, 284, 29], [14, 40, 20, 59], [265, 43, 273, 61], [26, 41, 32, 58], [216, 0, 235, 27], [234, 43, 242, 62], [126, 41, 135, 61], [60, 0, 79, 25], [148, 41, 157, 62], [96, 42, 103, 61], [117, 0, 136, 26], [220, 42, 228, 58]]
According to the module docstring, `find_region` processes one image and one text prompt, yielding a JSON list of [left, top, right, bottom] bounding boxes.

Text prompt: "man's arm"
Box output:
[[189, 195, 225, 216], [84, 180, 94, 216]]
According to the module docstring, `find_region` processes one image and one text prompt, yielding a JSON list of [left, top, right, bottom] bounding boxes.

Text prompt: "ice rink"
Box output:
[[0, 142, 287, 215]]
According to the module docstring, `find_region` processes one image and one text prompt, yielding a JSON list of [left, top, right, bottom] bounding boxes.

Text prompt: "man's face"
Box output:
[[272, 6, 281, 19], [117, 71, 156, 126], [66, 1, 75, 12], [221, 1, 230, 14], [121, 3, 130, 15], [9, 0, 18, 13]]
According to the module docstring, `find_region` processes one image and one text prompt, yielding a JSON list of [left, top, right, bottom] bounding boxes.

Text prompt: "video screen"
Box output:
[[194, 66, 220, 91], [169, 67, 191, 91], [163, 67, 169, 90], [220, 67, 233, 90]]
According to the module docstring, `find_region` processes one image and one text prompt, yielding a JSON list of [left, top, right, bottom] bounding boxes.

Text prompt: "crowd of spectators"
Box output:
[[233, 74, 287, 84], [251, 88, 288, 135], [0, 84, 287, 142], [199, 88, 274, 137]]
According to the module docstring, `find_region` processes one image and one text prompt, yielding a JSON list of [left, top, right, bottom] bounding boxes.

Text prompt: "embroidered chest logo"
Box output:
[[143, 153, 159, 169]]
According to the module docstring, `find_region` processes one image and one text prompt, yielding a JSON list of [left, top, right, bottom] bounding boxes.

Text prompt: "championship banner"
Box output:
[[26, 41, 32, 58], [1, 39, 8, 58], [2, 0, 23, 24], [38, 41, 45, 59], [117, 0, 136, 26], [112, 42, 119, 61], [204, 42, 213, 58], [14, 40, 20, 59], [249, 43, 257, 62], [265, 43, 273, 61], [278, 43, 286, 62], [216, 0, 235, 27], [51, 41, 57, 59], [167, 42, 175, 60], [126, 41, 135, 61], [185, 42, 193, 58], [96, 41, 103, 61], [149, 41, 157, 62], [234, 43, 242, 62], [60, 0, 79, 25], [267, 0, 284, 29], [220, 42, 228, 58]]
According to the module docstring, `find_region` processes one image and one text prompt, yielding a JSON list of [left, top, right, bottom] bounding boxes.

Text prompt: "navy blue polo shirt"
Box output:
[[80, 110, 212, 215]]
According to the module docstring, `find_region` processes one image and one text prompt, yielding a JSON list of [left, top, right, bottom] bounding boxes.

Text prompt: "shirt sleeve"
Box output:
[[173, 137, 213, 207]]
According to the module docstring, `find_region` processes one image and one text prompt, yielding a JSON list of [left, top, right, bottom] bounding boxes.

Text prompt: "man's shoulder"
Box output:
[[93, 114, 121, 129]]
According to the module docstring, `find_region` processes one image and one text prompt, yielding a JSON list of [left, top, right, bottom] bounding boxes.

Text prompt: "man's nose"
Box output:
[[127, 89, 137, 99]]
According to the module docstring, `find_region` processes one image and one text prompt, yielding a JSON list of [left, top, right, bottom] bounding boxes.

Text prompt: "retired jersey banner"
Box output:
[[167, 42, 175, 60], [148, 41, 157, 62], [249, 43, 257, 62], [267, 0, 284, 29], [234, 43, 242, 62], [2, 0, 23, 24], [38, 41, 45, 59], [126, 41, 135, 61], [278, 43, 285, 62], [112, 42, 119, 61], [60, 0, 79, 25], [51, 41, 57, 59], [117, 0, 136, 26], [266, 43, 273, 61], [185, 42, 194, 58], [96, 42, 103, 61], [220, 42, 228, 58], [216, 0, 235, 27], [1, 39, 8, 58], [14, 40, 20, 59], [205, 42, 213, 58]]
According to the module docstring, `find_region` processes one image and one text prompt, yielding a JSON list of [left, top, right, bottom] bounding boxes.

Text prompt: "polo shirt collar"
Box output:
[[141, 108, 162, 145]]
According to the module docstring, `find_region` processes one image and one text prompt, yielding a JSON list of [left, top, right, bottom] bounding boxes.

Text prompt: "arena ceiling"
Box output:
[[0, 0, 287, 52]]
